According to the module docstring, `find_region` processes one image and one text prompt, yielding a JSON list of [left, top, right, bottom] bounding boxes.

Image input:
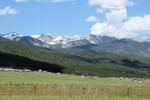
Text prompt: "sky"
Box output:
[[0, 0, 150, 38]]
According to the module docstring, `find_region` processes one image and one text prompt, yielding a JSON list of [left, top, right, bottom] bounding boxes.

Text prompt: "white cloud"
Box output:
[[96, 8, 104, 14], [123, 15, 150, 34], [88, 0, 149, 38], [89, 0, 129, 24], [91, 22, 116, 35], [106, 8, 127, 24], [0, 6, 17, 16], [85, 16, 99, 23], [128, 1, 135, 6], [90, 15, 150, 38], [90, 22, 128, 38], [88, 0, 129, 10]]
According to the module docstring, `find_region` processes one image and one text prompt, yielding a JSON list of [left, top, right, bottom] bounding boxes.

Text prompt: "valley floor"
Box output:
[[0, 71, 150, 99], [0, 71, 150, 86]]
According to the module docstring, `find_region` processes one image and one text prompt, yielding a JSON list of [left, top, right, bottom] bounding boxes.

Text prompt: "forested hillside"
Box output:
[[0, 37, 150, 78]]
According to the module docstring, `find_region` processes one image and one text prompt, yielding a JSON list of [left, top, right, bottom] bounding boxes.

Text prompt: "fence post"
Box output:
[[33, 84, 37, 96], [127, 86, 131, 96]]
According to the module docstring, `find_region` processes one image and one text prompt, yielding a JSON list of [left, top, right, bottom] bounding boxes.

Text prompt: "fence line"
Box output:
[[0, 84, 150, 96]]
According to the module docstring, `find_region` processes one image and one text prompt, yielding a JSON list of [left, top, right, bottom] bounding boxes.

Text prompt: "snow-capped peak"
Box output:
[[88, 34, 103, 44], [71, 35, 88, 41], [30, 34, 41, 38], [0, 32, 104, 48], [48, 33, 64, 41], [0, 32, 22, 40]]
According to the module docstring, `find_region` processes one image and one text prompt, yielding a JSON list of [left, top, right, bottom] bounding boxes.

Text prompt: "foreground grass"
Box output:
[[0, 96, 150, 100], [0, 72, 150, 97], [0, 71, 150, 86]]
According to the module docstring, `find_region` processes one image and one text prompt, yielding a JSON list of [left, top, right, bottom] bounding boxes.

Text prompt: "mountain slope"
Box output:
[[0, 38, 150, 77], [0, 32, 22, 40], [68, 38, 150, 58], [0, 52, 64, 72], [17, 36, 51, 48], [91, 39, 150, 57], [2, 33, 150, 58]]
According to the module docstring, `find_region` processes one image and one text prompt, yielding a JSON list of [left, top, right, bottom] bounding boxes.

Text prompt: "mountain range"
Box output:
[[0, 32, 102, 48], [1, 32, 150, 58], [0, 36, 150, 78]]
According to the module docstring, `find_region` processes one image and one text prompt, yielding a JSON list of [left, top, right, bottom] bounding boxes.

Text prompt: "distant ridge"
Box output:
[[1, 32, 150, 57]]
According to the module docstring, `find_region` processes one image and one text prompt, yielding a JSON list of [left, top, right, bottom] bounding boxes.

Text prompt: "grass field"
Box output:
[[0, 71, 150, 86], [0, 96, 150, 100], [0, 71, 150, 99]]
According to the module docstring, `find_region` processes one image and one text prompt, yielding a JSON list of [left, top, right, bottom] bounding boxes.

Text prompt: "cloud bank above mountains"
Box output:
[[88, 0, 150, 38]]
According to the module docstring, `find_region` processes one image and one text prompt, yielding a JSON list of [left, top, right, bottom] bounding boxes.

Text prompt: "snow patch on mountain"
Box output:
[[0, 32, 22, 40]]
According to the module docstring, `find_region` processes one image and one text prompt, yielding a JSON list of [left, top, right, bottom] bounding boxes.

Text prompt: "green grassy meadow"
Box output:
[[0, 72, 150, 100], [0, 71, 150, 86]]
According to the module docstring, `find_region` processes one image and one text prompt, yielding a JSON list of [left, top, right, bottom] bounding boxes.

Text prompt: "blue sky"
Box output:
[[0, 0, 150, 38]]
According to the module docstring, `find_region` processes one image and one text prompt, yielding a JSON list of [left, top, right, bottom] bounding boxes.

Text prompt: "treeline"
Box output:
[[0, 52, 64, 73]]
